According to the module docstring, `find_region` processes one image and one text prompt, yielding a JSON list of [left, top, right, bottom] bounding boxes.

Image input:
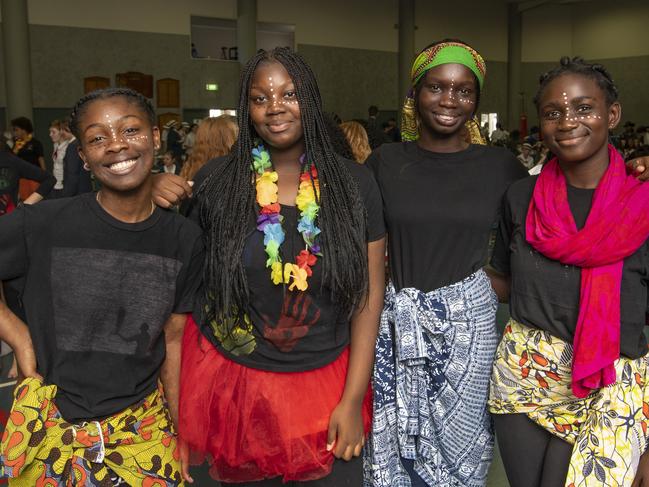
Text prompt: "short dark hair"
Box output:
[[69, 88, 156, 140], [368, 105, 378, 116], [533, 56, 619, 110], [11, 116, 33, 134]]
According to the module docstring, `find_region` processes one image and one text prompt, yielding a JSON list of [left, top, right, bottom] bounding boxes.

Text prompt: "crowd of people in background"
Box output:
[[3, 41, 649, 487]]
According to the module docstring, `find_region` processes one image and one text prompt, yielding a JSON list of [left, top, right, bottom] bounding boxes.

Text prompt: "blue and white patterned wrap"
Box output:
[[364, 269, 499, 487]]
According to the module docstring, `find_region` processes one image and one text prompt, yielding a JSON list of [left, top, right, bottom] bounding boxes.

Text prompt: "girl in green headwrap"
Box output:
[[363, 40, 528, 487]]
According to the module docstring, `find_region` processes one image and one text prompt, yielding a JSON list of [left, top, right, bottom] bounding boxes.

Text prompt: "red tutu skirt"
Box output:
[[179, 316, 372, 483]]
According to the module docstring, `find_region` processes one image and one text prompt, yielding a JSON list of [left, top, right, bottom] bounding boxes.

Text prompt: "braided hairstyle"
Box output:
[[533, 57, 619, 110], [69, 88, 156, 141], [323, 112, 354, 160], [414, 38, 483, 112], [197, 47, 369, 327]]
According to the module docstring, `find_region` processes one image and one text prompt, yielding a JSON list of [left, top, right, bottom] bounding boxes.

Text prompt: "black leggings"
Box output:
[[220, 456, 362, 487], [494, 413, 573, 487]]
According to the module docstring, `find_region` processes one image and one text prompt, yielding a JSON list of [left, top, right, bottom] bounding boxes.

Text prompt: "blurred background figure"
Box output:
[[340, 120, 372, 163], [180, 116, 238, 181]]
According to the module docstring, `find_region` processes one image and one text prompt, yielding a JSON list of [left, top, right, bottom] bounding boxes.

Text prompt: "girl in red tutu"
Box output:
[[157, 47, 386, 485]]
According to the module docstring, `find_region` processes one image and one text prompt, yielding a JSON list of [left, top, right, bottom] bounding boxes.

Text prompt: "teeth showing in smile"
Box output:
[[436, 115, 457, 123], [109, 159, 137, 171]]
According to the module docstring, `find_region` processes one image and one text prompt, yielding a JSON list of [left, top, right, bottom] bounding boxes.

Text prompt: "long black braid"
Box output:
[[533, 56, 619, 109], [197, 47, 368, 327], [69, 87, 156, 140]]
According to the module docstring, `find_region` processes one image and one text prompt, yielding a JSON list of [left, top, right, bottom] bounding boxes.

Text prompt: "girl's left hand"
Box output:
[[627, 156, 649, 181], [326, 399, 365, 461], [632, 450, 649, 487]]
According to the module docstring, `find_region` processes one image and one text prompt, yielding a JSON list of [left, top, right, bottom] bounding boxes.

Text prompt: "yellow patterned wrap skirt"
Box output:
[[0, 378, 182, 486], [489, 319, 649, 487]]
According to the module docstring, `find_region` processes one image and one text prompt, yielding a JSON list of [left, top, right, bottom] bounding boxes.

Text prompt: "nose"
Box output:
[[267, 96, 286, 115], [558, 112, 578, 131], [439, 88, 458, 107], [106, 131, 128, 152]]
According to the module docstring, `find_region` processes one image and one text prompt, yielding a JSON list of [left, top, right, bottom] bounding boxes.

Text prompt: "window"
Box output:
[[190, 16, 295, 60]]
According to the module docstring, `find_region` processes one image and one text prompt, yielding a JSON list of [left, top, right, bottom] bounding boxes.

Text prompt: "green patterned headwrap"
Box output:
[[401, 41, 487, 143]]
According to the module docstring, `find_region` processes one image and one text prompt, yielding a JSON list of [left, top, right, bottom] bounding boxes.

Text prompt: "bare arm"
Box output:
[[328, 237, 386, 460], [485, 266, 511, 303], [159, 313, 187, 430], [0, 299, 40, 380]]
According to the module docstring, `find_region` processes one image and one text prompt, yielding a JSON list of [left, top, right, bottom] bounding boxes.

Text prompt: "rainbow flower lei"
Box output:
[[252, 144, 321, 291]]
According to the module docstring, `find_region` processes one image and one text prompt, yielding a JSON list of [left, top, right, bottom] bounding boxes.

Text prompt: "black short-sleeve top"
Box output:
[[367, 142, 527, 292], [491, 176, 649, 359], [191, 156, 385, 372]]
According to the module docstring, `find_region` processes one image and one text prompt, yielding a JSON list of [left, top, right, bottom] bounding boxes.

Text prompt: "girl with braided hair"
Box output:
[[154, 47, 386, 485], [488, 57, 649, 487], [363, 40, 528, 487], [0, 88, 204, 485]]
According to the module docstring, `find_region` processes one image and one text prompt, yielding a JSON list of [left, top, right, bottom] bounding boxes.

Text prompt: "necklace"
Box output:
[[96, 192, 156, 219], [252, 144, 322, 292]]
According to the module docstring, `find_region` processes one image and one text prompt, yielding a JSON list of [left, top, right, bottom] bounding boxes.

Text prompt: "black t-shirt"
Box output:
[[0, 151, 55, 215], [367, 142, 527, 292], [0, 193, 204, 422], [491, 176, 649, 359], [190, 156, 385, 372], [15, 137, 44, 167]]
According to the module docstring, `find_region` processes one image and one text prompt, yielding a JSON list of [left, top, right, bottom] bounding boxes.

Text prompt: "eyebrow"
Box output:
[[83, 114, 141, 134]]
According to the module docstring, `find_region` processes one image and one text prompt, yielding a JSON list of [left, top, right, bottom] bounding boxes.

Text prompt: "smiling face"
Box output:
[[248, 61, 304, 151], [416, 63, 478, 138], [77, 97, 160, 192], [538, 73, 620, 164]]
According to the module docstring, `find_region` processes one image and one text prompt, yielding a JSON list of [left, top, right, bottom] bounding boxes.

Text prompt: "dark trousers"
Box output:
[[494, 413, 572, 487], [220, 456, 362, 487]]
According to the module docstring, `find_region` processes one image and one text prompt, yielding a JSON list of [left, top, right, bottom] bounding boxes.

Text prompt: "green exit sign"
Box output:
[[205, 83, 219, 91]]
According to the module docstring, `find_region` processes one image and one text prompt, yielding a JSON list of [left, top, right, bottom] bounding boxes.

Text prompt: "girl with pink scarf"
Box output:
[[488, 57, 649, 487]]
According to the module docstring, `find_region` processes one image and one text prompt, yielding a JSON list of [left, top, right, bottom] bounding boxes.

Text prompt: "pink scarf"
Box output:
[[526, 145, 649, 398]]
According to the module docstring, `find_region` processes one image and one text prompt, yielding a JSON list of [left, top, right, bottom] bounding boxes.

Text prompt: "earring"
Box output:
[[83, 162, 90, 171]]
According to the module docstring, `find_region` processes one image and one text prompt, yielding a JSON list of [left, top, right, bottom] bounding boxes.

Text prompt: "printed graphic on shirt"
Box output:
[[51, 247, 182, 355], [0, 167, 12, 191], [262, 292, 321, 352], [0, 194, 15, 216]]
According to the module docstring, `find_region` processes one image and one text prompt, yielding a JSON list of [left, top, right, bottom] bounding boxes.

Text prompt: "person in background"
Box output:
[[11, 117, 46, 201], [340, 121, 372, 163], [179, 116, 238, 182], [161, 150, 181, 175], [517, 142, 535, 169], [490, 122, 510, 146], [49, 120, 65, 193], [58, 119, 93, 197], [166, 120, 185, 168], [382, 118, 400, 143], [183, 123, 198, 155]]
